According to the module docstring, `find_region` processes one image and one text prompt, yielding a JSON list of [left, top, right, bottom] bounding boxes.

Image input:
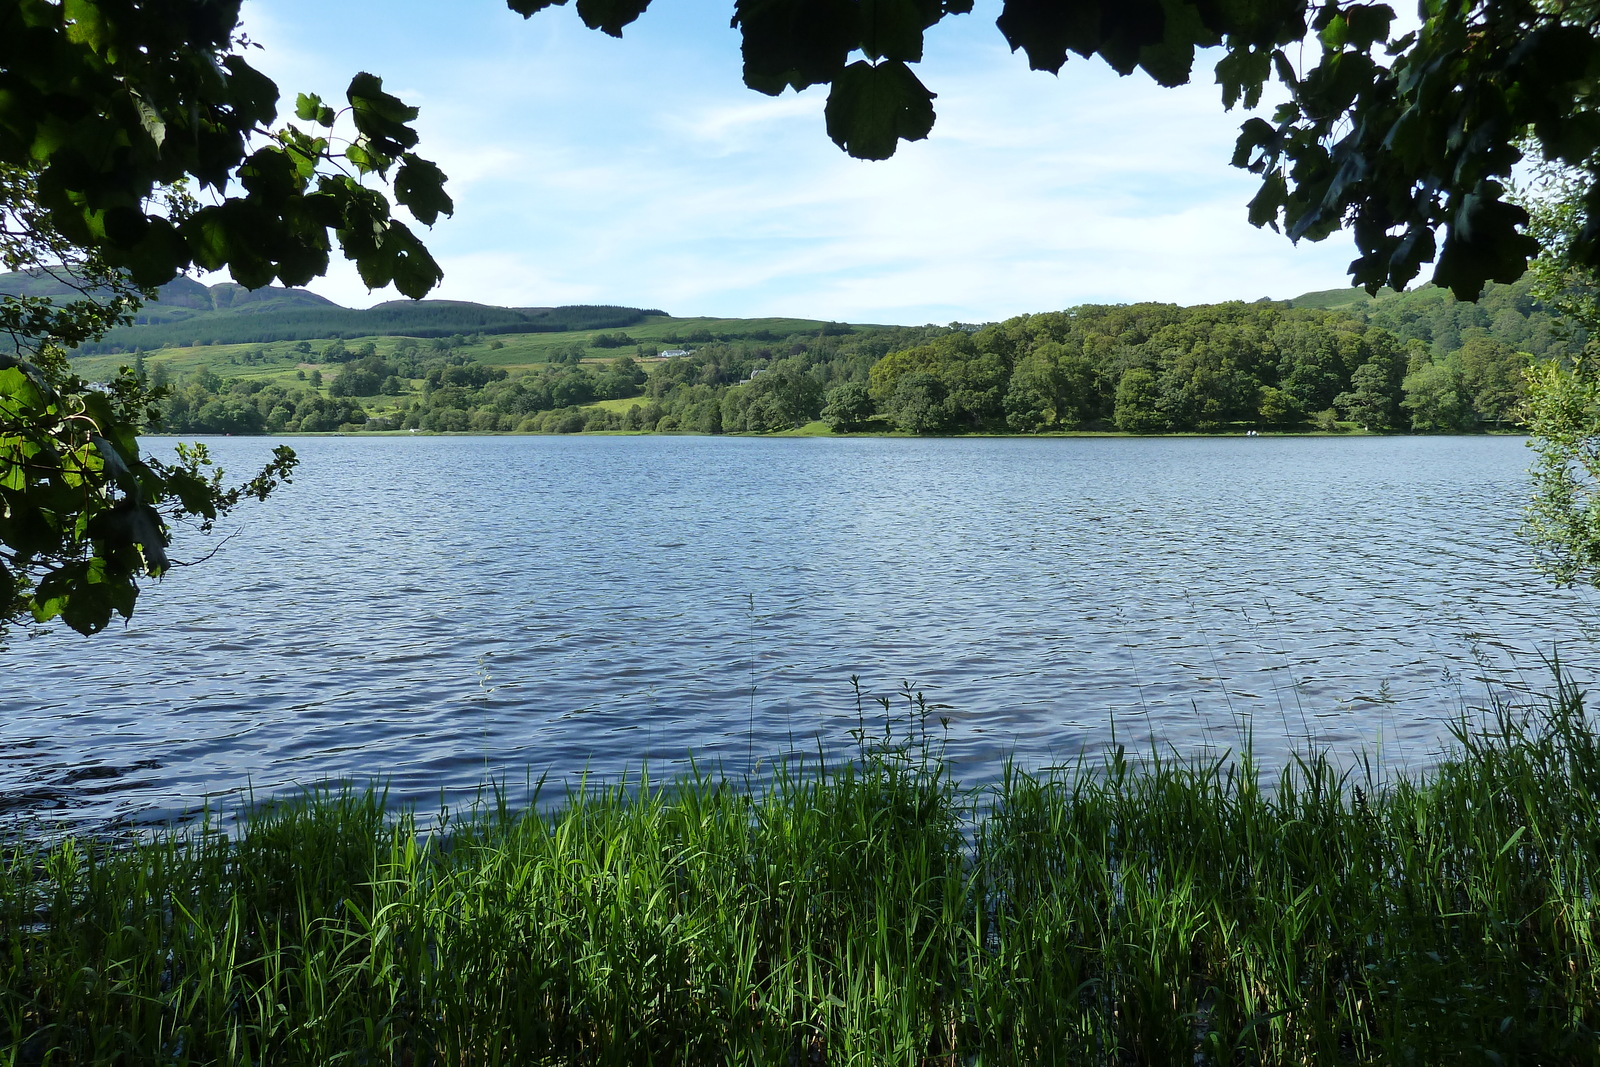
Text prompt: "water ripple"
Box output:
[[4, 434, 1597, 827]]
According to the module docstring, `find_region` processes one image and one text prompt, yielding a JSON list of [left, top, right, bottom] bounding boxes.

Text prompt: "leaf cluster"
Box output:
[[1, 1, 451, 303], [0, 350, 297, 638], [0, 1, 462, 639]]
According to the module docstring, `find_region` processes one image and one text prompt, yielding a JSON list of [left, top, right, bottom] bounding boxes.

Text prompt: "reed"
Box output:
[[4, 676, 1599, 1065]]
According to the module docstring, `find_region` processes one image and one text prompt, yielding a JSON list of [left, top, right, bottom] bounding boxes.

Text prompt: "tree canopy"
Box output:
[[1, 0, 449, 304]]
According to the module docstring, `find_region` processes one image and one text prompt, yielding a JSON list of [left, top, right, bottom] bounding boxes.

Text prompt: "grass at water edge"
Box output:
[[4, 675, 1600, 1065]]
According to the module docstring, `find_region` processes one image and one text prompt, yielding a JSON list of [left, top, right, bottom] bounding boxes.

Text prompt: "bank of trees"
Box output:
[[1356, 279, 1580, 361], [143, 296, 1547, 438], [138, 324, 931, 435], [156, 379, 369, 435], [860, 301, 1535, 436]]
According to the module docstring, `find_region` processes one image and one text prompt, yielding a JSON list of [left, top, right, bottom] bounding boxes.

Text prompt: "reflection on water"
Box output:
[[4, 434, 1597, 827]]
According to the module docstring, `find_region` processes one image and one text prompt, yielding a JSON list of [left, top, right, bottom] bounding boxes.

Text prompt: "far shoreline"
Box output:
[[145, 427, 1534, 440]]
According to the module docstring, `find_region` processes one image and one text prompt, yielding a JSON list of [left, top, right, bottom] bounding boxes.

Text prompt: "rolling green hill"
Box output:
[[1283, 287, 1384, 311], [1285, 276, 1582, 358], [30, 274, 890, 438], [6, 269, 1581, 439], [0, 272, 666, 351]]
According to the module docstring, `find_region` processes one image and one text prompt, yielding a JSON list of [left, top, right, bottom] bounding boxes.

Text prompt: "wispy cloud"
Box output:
[[236, 0, 1357, 321]]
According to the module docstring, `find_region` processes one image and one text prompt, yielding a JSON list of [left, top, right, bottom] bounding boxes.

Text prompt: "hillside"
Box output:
[[0, 272, 666, 351], [40, 277, 891, 436], [0, 272, 337, 320], [1285, 276, 1582, 358], [7, 269, 1580, 439]]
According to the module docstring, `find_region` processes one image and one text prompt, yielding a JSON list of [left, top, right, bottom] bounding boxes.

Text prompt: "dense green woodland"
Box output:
[[85, 277, 1573, 437]]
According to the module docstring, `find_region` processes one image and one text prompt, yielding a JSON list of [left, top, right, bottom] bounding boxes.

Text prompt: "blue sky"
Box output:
[[236, 0, 1362, 323]]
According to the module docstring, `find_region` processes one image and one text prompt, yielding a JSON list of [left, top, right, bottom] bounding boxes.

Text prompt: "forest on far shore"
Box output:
[[80, 276, 1570, 437]]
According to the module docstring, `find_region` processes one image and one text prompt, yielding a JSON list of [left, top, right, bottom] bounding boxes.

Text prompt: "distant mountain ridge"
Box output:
[[3, 269, 1578, 361], [0, 271, 665, 353], [0, 272, 337, 316]]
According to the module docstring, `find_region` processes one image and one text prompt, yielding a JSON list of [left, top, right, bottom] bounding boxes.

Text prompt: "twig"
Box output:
[[165, 528, 241, 568]]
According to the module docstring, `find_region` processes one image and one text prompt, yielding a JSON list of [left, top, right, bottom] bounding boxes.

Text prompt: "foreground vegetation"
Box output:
[[5, 678, 1599, 1065]]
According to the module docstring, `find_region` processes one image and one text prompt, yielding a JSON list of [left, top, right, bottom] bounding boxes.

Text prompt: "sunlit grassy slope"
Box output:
[[64, 311, 874, 427]]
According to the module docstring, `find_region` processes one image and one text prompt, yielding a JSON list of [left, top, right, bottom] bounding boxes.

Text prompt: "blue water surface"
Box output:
[[4, 434, 1596, 826]]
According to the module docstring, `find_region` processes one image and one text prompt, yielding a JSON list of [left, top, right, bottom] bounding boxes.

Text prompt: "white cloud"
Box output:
[[666, 93, 825, 152], [234, 0, 1359, 321]]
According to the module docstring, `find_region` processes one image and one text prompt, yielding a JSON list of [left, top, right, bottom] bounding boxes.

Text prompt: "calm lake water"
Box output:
[[4, 434, 1597, 827]]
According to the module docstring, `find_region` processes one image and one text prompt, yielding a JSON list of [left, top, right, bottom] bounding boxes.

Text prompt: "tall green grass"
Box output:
[[4, 676, 1599, 1065]]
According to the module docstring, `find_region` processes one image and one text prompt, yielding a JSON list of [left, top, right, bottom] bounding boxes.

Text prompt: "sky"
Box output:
[[234, 0, 1364, 324]]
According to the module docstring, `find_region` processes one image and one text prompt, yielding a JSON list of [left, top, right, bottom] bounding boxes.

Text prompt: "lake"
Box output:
[[4, 433, 1597, 828]]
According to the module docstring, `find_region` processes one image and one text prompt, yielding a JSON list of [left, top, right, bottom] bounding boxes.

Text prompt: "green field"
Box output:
[[63, 314, 852, 429]]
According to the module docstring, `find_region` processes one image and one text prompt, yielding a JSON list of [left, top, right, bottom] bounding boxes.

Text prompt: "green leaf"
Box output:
[[88, 433, 132, 485], [506, 0, 570, 14], [57, 574, 131, 637], [824, 60, 936, 160], [1216, 44, 1272, 110], [1534, 110, 1600, 169], [29, 592, 67, 627], [574, 0, 652, 37], [238, 148, 301, 203], [295, 92, 337, 128], [274, 235, 333, 289], [87, 501, 169, 574], [1271, 47, 1298, 89], [1093, 0, 1171, 77], [1247, 171, 1286, 230], [387, 224, 445, 300], [277, 127, 332, 181], [183, 206, 236, 273], [733, 0, 859, 94], [129, 90, 167, 149], [61, 0, 109, 53], [221, 55, 281, 129], [1137, 0, 1209, 89], [859, 0, 930, 62], [0, 365, 47, 412], [1344, 5, 1394, 50], [1434, 188, 1538, 299], [1231, 117, 1277, 169], [995, 0, 1103, 73], [1300, 50, 1377, 115], [344, 141, 391, 174], [346, 72, 420, 160], [394, 155, 454, 226], [118, 217, 191, 289], [326, 178, 394, 263]]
